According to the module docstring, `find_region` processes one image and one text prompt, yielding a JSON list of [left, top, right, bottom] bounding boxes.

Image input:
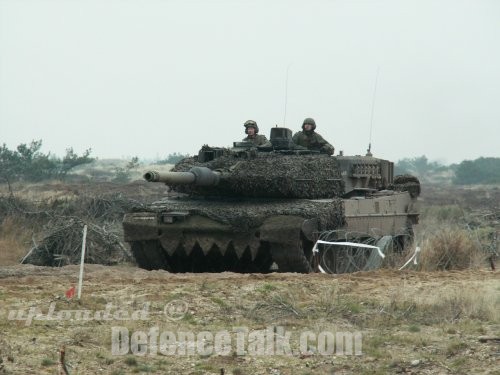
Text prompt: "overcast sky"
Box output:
[[1, 0, 499, 164]]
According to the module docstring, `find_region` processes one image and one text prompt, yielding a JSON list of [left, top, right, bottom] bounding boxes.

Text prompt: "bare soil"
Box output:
[[0, 265, 498, 374]]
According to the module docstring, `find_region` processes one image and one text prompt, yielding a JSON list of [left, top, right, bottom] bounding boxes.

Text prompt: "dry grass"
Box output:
[[381, 283, 499, 325], [0, 217, 31, 265], [1, 267, 497, 374], [0, 183, 153, 268], [249, 291, 303, 321], [418, 227, 488, 270], [414, 203, 497, 271], [429, 288, 499, 322], [421, 204, 465, 223]]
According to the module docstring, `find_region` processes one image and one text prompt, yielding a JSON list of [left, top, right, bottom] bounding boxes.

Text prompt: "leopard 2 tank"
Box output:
[[123, 127, 419, 273]]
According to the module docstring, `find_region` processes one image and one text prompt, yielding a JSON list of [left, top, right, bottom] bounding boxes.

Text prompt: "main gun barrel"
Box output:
[[144, 166, 220, 186]]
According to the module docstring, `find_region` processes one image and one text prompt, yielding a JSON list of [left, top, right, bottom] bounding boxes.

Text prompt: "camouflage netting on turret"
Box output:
[[146, 197, 345, 231], [389, 175, 421, 198], [171, 152, 344, 199]]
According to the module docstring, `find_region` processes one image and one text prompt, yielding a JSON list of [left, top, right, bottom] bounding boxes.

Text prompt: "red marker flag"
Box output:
[[65, 286, 76, 299]]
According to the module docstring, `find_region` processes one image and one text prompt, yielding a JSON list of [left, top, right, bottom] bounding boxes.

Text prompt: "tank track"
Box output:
[[129, 238, 314, 273], [269, 243, 312, 273], [130, 239, 275, 273]]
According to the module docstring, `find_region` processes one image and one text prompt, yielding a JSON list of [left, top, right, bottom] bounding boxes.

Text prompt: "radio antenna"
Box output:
[[283, 63, 292, 126], [367, 66, 380, 156]]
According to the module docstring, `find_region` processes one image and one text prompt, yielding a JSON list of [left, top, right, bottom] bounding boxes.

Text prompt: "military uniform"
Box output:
[[292, 117, 334, 155], [242, 134, 271, 146], [242, 120, 272, 147]]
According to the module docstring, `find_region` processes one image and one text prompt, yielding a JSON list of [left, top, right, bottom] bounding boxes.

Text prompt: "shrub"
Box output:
[[0, 140, 94, 184], [418, 227, 488, 271], [453, 157, 500, 185]]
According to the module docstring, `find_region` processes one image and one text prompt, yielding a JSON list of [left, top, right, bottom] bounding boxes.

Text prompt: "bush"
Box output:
[[112, 156, 139, 183], [0, 140, 94, 185], [453, 157, 500, 185], [418, 226, 488, 270], [395, 155, 447, 178]]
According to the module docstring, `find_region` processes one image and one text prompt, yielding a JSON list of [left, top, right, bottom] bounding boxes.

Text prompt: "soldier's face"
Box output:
[[304, 124, 313, 131], [247, 127, 256, 136]]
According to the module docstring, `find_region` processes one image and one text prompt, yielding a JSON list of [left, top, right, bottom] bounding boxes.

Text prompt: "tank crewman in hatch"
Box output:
[[242, 120, 272, 147], [292, 117, 335, 155]]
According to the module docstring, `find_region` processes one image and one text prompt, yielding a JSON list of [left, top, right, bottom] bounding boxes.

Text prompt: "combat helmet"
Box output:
[[302, 118, 316, 131], [244, 120, 259, 134]]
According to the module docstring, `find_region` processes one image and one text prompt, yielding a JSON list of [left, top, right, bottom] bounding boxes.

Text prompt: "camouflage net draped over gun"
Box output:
[[172, 153, 344, 199]]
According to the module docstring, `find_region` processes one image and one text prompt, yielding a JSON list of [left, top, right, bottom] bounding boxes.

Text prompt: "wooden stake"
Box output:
[[78, 225, 87, 300], [59, 345, 70, 375]]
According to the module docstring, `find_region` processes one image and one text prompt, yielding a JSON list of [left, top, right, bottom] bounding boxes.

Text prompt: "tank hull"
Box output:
[[123, 191, 417, 273]]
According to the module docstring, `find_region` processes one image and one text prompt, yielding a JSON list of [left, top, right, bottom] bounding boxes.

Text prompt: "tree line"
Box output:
[[0, 141, 192, 186], [0, 140, 94, 186], [1, 141, 498, 185], [395, 155, 500, 185]]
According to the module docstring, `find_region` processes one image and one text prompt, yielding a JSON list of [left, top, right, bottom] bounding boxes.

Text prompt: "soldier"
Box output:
[[292, 118, 334, 155], [242, 120, 272, 147]]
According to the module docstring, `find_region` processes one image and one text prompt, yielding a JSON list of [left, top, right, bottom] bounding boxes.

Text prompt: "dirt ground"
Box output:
[[0, 181, 499, 374], [0, 265, 498, 374]]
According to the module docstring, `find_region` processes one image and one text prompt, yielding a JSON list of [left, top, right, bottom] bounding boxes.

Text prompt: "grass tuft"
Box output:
[[41, 358, 56, 366], [124, 356, 137, 366], [418, 226, 490, 271]]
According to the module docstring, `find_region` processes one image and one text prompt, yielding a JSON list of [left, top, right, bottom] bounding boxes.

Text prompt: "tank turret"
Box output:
[[142, 128, 397, 199], [144, 151, 344, 198]]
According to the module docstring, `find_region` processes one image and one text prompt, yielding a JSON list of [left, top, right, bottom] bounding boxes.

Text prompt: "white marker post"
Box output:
[[78, 225, 88, 299], [398, 246, 421, 270]]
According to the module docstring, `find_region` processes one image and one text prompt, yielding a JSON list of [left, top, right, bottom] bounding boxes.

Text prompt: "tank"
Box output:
[[123, 127, 420, 273]]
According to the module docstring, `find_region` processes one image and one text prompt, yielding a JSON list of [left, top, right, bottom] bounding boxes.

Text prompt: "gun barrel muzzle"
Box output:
[[144, 171, 196, 184], [143, 167, 220, 186]]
